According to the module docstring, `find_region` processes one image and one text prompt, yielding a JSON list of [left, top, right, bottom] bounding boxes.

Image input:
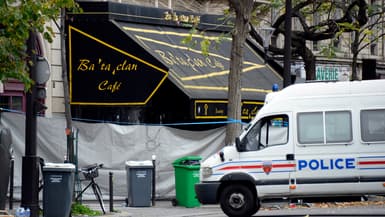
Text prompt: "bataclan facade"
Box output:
[[66, 1, 283, 129]]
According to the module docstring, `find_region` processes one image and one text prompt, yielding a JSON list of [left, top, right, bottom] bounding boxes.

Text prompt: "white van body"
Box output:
[[195, 80, 385, 217]]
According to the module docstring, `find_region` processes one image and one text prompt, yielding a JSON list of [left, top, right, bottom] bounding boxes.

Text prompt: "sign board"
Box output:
[[292, 63, 351, 82], [194, 100, 264, 120], [316, 65, 350, 81], [68, 26, 168, 105]]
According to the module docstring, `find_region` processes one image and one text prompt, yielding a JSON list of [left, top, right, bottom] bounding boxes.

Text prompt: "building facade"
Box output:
[[1, 0, 384, 126], [291, 0, 385, 81]]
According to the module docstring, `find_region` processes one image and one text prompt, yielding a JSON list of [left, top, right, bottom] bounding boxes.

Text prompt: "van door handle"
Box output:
[[286, 154, 295, 160]]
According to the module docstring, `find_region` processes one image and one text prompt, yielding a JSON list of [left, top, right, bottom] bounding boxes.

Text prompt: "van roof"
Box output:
[[257, 79, 385, 118], [269, 79, 385, 102], [244, 79, 385, 140]]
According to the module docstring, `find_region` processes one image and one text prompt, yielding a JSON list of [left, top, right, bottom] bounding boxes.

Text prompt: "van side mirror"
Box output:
[[235, 137, 245, 151]]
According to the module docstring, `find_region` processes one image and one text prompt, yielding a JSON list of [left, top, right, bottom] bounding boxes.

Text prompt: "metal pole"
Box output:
[[152, 155, 156, 206], [260, 27, 274, 64], [264, 47, 268, 63], [9, 155, 14, 210], [21, 29, 40, 217], [60, 7, 74, 166], [109, 172, 113, 212], [283, 0, 292, 88]]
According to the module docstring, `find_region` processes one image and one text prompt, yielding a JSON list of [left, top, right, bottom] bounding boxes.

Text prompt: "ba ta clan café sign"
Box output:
[[69, 26, 168, 105]]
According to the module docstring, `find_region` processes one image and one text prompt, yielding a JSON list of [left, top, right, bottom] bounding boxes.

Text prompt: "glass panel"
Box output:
[[325, 111, 352, 143], [361, 109, 385, 142], [0, 96, 10, 110], [11, 96, 23, 111], [298, 112, 323, 144], [244, 121, 260, 151], [243, 115, 288, 152], [261, 117, 288, 146]]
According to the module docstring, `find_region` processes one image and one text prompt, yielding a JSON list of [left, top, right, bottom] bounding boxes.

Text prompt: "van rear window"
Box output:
[[361, 109, 385, 142], [297, 111, 352, 144]]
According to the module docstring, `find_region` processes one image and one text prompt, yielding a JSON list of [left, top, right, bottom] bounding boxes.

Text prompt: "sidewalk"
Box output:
[[7, 197, 385, 217], [83, 200, 220, 217], [82, 199, 385, 217]]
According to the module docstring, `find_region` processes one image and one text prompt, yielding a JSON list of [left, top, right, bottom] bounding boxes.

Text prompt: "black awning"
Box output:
[[66, 2, 284, 122], [115, 21, 283, 101], [67, 22, 169, 106]]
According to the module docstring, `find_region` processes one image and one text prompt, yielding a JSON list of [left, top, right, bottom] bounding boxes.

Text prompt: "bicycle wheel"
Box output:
[[92, 183, 106, 214]]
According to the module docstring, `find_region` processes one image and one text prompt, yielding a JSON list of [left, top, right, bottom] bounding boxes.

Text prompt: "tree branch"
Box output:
[[357, 32, 385, 53]]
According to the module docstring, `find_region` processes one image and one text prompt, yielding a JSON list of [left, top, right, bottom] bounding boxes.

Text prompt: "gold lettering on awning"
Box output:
[[155, 50, 224, 72], [76, 58, 138, 75]]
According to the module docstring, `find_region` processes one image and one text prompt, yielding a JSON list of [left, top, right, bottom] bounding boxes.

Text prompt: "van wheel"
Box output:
[[253, 199, 261, 214], [220, 184, 256, 217]]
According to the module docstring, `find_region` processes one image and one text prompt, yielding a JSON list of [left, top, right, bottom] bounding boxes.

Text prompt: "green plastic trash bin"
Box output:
[[172, 156, 201, 208]]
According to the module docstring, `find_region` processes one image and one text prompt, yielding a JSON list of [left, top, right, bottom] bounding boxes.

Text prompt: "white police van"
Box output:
[[195, 79, 385, 217]]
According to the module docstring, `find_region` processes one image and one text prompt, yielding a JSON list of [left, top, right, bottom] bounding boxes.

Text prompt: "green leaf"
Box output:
[[71, 202, 102, 216], [0, 0, 80, 89], [200, 38, 211, 56]]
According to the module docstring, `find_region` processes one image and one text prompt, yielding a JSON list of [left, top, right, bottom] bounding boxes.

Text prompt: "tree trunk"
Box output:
[[303, 47, 316, 80], [352, 53, 359, 80], [225, 0, 253, 145]]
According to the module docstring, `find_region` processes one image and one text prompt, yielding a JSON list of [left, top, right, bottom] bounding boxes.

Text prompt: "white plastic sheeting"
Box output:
[[1, 112, 225, 200]]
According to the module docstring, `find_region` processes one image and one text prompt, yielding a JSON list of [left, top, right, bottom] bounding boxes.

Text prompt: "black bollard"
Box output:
[[109, 172, 113, 212], [9, 155, 14, 210], [152, 155, 156, 206]]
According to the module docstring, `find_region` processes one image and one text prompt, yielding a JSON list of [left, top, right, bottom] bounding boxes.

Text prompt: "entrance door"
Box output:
[[238, 113, 294, 197]]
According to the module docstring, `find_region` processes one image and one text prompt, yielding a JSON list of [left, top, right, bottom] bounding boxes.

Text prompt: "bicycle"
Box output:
[[75, 163, 106, 214]]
